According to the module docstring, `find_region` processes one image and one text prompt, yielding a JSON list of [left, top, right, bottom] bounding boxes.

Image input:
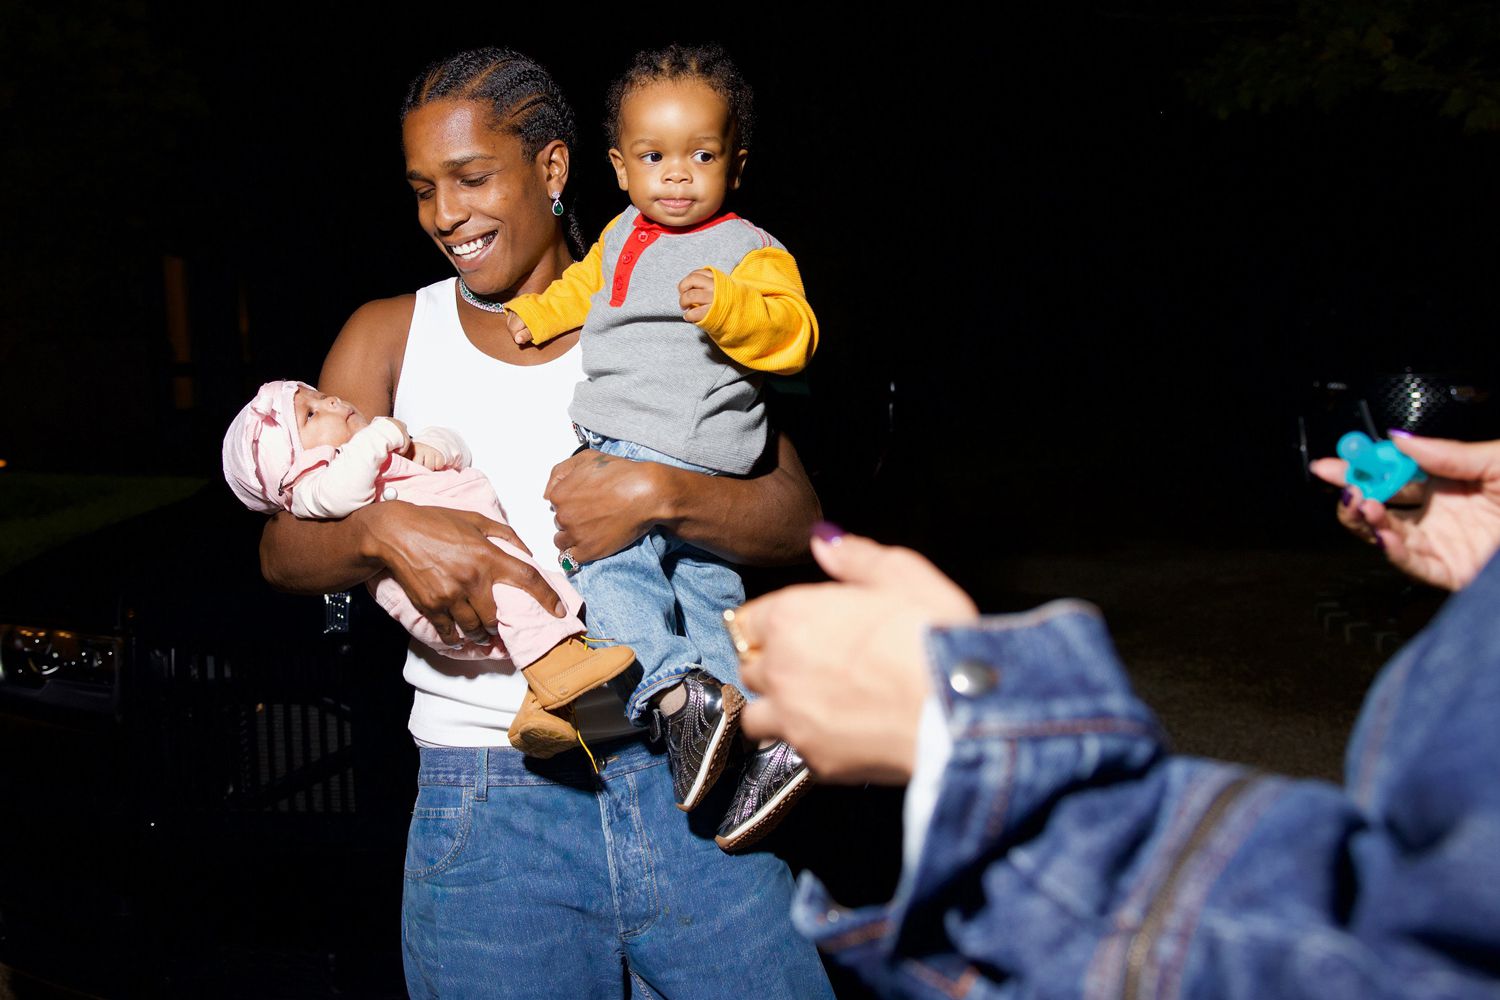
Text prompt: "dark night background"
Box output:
[[4, 2, 1495, 558], [1, 2, 1498, 997]]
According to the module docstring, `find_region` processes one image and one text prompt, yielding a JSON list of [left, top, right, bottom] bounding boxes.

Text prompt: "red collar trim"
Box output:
[[632, 210, 740, 236]]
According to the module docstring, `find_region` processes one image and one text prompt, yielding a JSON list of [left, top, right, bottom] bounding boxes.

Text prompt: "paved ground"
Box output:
[[976, 537, 1442, 782]]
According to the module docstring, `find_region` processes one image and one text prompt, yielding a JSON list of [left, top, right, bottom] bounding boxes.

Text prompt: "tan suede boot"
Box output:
[[508, 638, 637, 758], [508, 688, 585, 758]]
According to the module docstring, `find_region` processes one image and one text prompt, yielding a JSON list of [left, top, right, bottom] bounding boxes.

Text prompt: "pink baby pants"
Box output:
[[365, 454, 583, 666]]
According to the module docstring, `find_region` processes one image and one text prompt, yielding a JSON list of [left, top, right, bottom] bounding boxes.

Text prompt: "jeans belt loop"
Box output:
[[474, 748, 489, 801]]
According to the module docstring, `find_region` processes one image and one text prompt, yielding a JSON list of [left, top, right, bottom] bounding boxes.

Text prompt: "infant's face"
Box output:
[[294, 388, 369, 450], [609, 79, 746, 228]]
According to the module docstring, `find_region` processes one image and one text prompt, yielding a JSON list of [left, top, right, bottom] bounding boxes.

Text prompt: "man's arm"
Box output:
[[660, 430, 821, 565], [545, 430, 821, 567]]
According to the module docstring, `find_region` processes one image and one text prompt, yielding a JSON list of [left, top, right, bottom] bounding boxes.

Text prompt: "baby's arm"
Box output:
[[505, 214, 624, 345], [687, 247, 818, 376], [407, 426, 472, 472], [290, 417, 408, 520]]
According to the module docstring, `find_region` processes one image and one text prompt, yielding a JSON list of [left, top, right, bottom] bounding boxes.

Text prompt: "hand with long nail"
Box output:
[[1309, 431, 1500, 592], [735, 523, 977, 784]]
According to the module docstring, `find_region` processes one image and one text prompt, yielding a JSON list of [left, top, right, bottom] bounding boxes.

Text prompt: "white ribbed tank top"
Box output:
[[393, 278, 636, 747]]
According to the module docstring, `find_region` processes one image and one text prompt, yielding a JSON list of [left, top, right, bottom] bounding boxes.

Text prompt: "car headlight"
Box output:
[[0, 625, 122, 689]]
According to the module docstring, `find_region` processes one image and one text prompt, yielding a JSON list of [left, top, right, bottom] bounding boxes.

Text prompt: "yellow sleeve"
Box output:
[[697, 246, 818, 375], [505, 214, 623, 344]]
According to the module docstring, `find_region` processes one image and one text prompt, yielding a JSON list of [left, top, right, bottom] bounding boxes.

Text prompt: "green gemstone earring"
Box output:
[[550, 192, 564, 217]]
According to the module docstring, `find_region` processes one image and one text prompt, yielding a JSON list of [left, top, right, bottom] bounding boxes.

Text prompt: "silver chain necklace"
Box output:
[[458, 277, 507, 314]]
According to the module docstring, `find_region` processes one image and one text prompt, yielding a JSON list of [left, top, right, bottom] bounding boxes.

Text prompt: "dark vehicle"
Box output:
[[0, 483, 415, 998]]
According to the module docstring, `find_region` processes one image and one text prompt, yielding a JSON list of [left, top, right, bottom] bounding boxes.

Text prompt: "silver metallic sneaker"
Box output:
[[714, 740, 814, 852], [648, 670, 745, 811]]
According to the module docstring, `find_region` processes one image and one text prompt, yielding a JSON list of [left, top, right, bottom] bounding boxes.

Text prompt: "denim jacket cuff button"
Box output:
[[948, 659, 999, 697]]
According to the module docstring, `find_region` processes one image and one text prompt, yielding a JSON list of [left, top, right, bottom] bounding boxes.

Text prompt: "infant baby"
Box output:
[[221, 379, 634, 758]]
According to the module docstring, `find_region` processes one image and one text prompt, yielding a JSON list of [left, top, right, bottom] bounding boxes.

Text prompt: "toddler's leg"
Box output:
[[568, 530, 701, 724], [667, 544, 747, 695], [667, 542, 814, 852], [572, 532, 746, 810], [569, 429, 749, 809]]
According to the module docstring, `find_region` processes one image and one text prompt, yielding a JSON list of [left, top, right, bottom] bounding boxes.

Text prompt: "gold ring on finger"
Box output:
[[722, 607, 754, 656]]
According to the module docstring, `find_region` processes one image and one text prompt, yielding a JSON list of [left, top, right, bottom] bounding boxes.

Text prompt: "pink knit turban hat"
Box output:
[[221, 379, 335, 514]]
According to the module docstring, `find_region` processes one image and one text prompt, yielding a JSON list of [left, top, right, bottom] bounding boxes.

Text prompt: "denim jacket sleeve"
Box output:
[[791, 559, 1500, 1000]]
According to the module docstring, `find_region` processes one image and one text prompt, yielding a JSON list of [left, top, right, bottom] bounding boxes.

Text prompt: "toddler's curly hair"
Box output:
[[605, 42, 755, 152]]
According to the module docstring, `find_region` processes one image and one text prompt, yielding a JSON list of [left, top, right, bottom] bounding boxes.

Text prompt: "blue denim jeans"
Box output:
[[570, 428, 746, 724], [401, 739, 834, 999]]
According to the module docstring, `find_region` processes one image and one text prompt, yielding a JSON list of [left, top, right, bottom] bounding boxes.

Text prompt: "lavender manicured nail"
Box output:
[[811, 520, 845, 545], [1340, 488, 1352, 507], [1388, 428, 1413, 439]]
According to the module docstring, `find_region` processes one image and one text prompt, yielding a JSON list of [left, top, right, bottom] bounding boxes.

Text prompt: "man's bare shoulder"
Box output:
[[321, 292, 421, 415], [341, 293, 419, 344]]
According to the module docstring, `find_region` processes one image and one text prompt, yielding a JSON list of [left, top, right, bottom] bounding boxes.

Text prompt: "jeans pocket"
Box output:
[[404, 782, 474, 880]]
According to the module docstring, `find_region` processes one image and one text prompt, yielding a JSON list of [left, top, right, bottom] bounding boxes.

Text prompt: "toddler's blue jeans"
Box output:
[[569, 427, 746, 724]]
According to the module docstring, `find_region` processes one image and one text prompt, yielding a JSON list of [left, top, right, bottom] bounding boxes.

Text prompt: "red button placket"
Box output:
[[610, 227, 663, 307]]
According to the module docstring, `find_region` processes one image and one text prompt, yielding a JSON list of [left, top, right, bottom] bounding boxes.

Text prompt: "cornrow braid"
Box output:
[[605, 42, 755, 153], [403, 47, 587, 258]]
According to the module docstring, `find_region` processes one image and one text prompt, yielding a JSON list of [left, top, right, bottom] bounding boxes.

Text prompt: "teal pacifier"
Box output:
[[1337, 431, 1427, 503]]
